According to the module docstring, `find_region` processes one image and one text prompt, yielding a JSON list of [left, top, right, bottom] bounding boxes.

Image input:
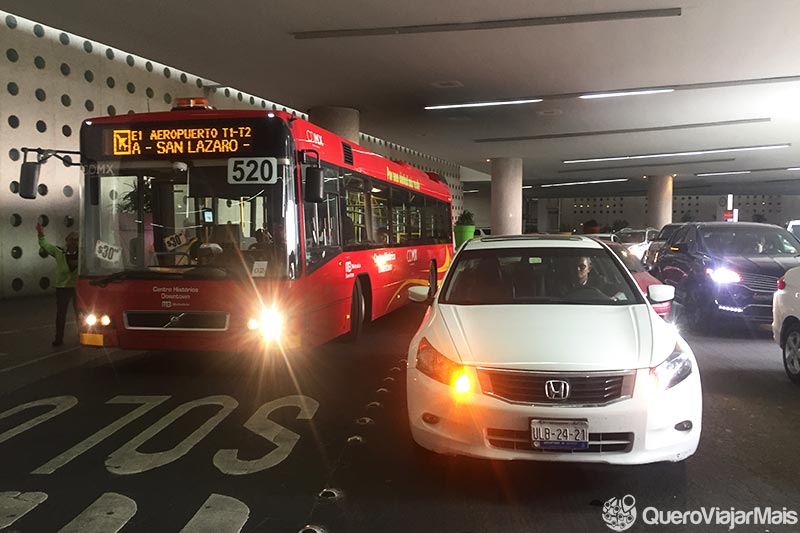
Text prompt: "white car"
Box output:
[[406, 235, 702, 464], [616, 228, 659, 261], [772, 267, 800, 384]]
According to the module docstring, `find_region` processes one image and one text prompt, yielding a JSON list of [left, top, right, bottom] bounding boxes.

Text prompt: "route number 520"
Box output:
[[227, 158, 280, 185]]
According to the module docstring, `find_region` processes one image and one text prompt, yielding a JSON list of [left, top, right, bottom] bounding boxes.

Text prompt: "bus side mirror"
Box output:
[[304, 166, 324, 203], [19, 161, 41, 199]]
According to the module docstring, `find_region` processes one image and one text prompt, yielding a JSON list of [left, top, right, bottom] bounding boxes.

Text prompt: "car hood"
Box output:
[[715, 255, 800, 277], [437, 303, 674, 371]]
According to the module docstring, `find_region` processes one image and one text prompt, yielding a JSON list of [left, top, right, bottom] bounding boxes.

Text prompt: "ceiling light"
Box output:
[[579, 88, 674, 99], [695, 170, 752, 177], [522, 185, 533, 189], [788, 167, 800, 171], [425, 98, 543, 111], [540, 178, 629, 188], [464, 189, 480, 193], [563, 144, 790, 164]]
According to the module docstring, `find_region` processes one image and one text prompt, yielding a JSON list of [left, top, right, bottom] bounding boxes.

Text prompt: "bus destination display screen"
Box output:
[[93, 119, 273, 159]]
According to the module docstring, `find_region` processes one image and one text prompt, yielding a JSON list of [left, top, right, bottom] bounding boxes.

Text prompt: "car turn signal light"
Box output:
[[416, 338, 473, 394]]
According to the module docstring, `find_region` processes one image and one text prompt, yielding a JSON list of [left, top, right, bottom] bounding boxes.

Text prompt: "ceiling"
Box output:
[[3, 0, 800, 196]]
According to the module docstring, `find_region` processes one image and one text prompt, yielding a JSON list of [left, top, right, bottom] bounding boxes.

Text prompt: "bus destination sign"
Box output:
[[104, 125, 254, 157]]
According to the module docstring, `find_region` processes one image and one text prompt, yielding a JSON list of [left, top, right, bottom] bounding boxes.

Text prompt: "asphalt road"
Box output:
[[0, 304, 798, 533]]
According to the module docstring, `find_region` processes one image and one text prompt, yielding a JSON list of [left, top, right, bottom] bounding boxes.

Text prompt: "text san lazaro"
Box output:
[[112, 126, 253, 156]]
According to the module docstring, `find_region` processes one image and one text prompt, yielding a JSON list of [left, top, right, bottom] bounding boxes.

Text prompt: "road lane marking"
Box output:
[[214, 395, 319, 475], [106, 395, 238, 475], [33, 396, 170, 475], [0, 347, 83, 373], [0, 491, 48, 528], [179, 494, 250, 533], [0, 396, 78, 444], [0, 321, 76, 335], [57, 492, 136, 533]]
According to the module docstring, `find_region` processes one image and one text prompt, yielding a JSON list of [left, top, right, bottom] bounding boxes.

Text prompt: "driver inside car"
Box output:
[[562, 256, 625, 300]]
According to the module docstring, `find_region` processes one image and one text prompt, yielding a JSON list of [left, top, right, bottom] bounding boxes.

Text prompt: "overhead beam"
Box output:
[[293, 8, 681, 39]]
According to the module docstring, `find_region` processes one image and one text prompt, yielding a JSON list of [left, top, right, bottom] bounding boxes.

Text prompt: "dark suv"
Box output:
[[653, 222, 800, 323]]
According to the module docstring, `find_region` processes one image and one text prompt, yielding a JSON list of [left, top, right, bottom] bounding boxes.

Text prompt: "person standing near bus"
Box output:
[[36, 223, 79, 346]]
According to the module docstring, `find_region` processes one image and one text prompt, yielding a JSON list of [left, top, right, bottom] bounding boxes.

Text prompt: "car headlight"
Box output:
[[650, 344, 693, 391], [415, 338, 473, 394], [706, 267, 742, 284], [247, 306, 283, 342]]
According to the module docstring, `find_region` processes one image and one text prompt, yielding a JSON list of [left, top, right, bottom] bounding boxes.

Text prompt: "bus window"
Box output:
[[304, 167, 341, 273], [369, 182, 390, 246], [343, 173, 367, 247]]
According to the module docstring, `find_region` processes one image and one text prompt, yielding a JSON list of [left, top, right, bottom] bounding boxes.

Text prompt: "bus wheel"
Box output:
[[348, 280, 365, 342]]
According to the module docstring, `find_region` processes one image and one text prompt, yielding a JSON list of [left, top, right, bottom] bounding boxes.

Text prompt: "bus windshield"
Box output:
[[82, 164, 297, 280]]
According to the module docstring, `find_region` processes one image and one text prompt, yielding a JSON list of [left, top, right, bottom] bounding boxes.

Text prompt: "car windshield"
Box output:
[[616, 231, 646, 244], [656, 224, 680, 241], [700, 226, 800, 256], [440, 247, 643, 305]]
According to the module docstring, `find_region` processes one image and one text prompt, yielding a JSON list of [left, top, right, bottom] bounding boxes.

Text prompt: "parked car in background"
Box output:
[[773, 266, 800, 384], [474, 227, 492, 238], [592, 233, 619, 243], [606, 242, 671, 320], [643, 223, 684, 268], [654, 222, 800, 325], [786, 220, 800, 240], [616, 228, 659, 260], [406, 235, 700, 465]]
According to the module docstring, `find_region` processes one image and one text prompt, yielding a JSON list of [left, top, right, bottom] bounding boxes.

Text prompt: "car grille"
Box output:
[[487, 428, 634, 453], [124, 311, 229, 331], [738, 272, 779, 292], [477, 369, 635, 406]]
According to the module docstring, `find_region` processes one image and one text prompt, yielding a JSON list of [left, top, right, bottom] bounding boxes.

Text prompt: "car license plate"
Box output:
[[531, 419, 589, 450]]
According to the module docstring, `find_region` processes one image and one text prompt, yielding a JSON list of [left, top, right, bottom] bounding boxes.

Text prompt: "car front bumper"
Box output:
[[407, 367, 702, 465]]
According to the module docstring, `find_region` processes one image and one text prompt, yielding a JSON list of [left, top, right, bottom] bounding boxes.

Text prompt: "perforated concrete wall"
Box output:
[[0, 10, 463, 298]]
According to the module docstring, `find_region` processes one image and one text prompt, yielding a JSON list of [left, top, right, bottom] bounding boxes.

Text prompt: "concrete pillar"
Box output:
[[647, 175, 673, 229], [490, 158, 523, 235], [537, 198, 549, 233], [307, 106, 360, 144]]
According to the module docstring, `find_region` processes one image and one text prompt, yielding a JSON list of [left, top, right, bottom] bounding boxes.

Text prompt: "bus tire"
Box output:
[[348, 279, 365, 342]]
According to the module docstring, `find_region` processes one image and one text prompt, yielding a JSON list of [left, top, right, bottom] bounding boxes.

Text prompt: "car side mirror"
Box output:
[[408, 285, 432, 304], [427, 259, 438, 300], [647, 284, 675, 303], [304, 166, 324, 203], [19, 161, 41, 199]]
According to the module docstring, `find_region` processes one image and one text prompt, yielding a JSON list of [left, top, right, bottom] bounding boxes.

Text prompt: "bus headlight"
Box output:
[[100, 315, 111, 326], [247, 307, 283, 342], [85, 314, 98, 326]]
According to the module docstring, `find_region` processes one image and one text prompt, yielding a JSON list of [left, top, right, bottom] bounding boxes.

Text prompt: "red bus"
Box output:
[[39, 99, 453, 351]]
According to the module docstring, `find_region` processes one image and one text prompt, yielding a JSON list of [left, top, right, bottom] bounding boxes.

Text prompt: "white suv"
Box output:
[[772, 266, 800, 384]]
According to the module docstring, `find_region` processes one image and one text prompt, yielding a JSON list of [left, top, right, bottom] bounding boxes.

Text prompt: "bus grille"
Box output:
[[477, 369, 635, 406], [124, 311, 229, 331]]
